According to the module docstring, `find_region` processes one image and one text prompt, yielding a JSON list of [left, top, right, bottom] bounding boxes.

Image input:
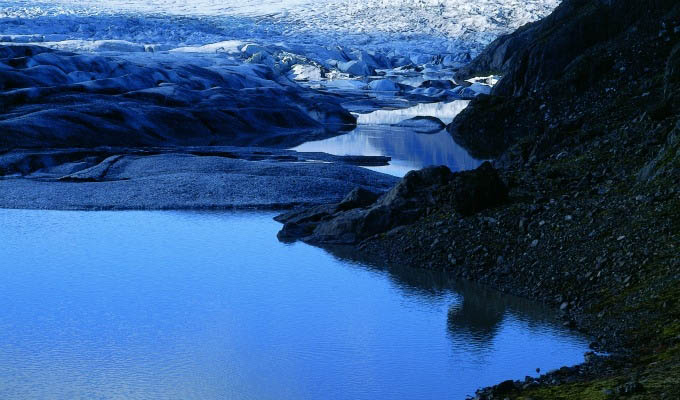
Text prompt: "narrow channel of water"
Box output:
[[294, 100, 484, 177], [0, 209, 589, 399]]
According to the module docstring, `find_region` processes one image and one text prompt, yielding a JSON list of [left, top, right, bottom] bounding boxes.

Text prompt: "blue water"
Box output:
[[294, 125, 484, 177], [0, 209, 589, 399]]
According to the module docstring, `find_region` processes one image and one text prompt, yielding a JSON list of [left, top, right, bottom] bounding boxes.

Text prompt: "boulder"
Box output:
[[276, 162, 508, 244], [337, 187, 380, 211]]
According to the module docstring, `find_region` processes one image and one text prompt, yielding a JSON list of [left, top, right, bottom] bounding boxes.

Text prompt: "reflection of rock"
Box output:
[[447, 290, 505, 343], [276, 162, 508, 244], [318, 245, 569, 348]]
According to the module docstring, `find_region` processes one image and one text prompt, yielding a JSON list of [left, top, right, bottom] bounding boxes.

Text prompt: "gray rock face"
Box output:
[[0, 45, 356, 150], [276, 162, 508, 244]]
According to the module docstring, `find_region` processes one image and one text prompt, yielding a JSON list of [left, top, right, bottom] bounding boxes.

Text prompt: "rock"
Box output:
[[450, 0, 680, 159], [443, 161, 509, 216], [276, 204, 339, 241], [492, 380, 518, 396], [392, 116, 447, 133], [336, 187, 380, 211], [639, 120, 680, 181], [519, 217, 528, 232], [276, 162, 508, 244]]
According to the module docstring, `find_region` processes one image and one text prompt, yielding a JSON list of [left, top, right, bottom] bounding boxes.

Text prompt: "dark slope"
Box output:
[[450, 0, 680, 160]]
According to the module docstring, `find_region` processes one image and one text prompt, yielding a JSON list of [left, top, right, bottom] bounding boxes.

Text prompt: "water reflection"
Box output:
[[323, 245, 580, 350], [294, 125, 484, 177], [0, 210, 589, 400]]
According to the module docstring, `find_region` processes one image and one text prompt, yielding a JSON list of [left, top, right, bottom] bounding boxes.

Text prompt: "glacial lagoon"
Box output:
[[0, 209, 590, 399]]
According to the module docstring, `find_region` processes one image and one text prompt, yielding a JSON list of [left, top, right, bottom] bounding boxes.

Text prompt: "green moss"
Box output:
[[518, 379, 618, 400]]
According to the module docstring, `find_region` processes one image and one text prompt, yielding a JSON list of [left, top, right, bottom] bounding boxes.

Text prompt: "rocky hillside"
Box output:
[[451, 0, 680, 161], [279, 0, 680, 398]]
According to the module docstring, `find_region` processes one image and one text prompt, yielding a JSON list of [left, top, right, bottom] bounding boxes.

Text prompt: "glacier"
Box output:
[[0, 0, 560, 177], [1, 0, 560, 74]]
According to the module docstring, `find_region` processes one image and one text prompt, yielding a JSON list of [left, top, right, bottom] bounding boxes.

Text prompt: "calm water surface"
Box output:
[[0, 210, 589, 399], [295, 125, 484, 177], [294, 101, 484, 177]]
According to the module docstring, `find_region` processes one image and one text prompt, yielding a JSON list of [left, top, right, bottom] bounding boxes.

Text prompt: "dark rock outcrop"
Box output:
[[449, 0, 680, 160], [276, 162, 508, 244], [336, 187, 381, 211], [459, 0, 679, 97]]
